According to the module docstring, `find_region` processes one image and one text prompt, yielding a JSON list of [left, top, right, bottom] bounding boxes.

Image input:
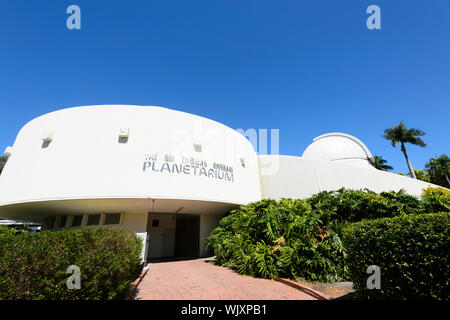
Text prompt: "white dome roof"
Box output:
[[302, 133, 375, 169]]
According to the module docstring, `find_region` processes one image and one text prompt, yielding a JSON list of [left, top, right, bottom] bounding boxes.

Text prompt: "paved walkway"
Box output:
[[134, 258, 316, 300]]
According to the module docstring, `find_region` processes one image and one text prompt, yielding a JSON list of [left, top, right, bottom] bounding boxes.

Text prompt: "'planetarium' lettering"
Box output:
[[143, 154, 234, 183]]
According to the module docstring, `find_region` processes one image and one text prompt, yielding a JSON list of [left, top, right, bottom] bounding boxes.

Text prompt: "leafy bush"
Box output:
[[0, 225, 32, 236], [343, 212, 449, 300], [207, 188, 449, 282], [421, 187, 450, 213], [307, 188, 425, 223], [0, 227, 143, 300], [207, 198, 347, 282], [0, 226, 21, 236]]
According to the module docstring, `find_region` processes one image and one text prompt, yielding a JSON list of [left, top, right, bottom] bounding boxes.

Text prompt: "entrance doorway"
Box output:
[[174, 214, 200, 257], [146, 213, 200, 259], [147, 213, 176, 259]]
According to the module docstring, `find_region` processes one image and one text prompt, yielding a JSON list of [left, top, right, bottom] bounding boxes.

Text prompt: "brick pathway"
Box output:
[[134, 258, 316, 300]]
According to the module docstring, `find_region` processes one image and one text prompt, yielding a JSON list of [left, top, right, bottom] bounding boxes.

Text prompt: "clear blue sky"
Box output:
[[1, 0, 449, 173]]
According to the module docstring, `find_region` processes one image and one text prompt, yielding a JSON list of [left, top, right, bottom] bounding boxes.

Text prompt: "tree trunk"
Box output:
[[401, 142, 417, 179], [445, 172, 450, 187]]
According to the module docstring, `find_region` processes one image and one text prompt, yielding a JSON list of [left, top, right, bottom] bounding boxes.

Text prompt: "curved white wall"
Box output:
[[259, 155, 439, 200], [0, 105, 261, 209], [1, 106, 444, 224]]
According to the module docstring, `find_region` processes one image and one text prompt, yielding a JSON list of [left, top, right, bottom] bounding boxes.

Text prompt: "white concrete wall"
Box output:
[[259, 155, 439, 200], [0, 105, 261, 209], [120, 213, 148, 233], [199, 214, 224, 257]]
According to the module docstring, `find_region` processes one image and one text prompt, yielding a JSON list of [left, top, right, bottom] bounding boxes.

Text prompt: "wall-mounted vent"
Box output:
[[41, 131, 54, 142], [119, 128, 129, 138], [240, 157, 246, 168], [193, 138, 202, 152]]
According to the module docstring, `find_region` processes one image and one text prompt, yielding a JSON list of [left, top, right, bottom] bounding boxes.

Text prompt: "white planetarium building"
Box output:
[[0, 105, 437, 260]]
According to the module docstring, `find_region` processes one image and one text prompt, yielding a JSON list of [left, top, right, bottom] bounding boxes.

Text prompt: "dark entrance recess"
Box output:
[[174, 214, 200, 257]]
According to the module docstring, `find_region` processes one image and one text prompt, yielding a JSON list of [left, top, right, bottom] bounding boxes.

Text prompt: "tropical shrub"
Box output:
[[207, 188, 449, 282], [306, 188, 424, 223], [343, 212, 449, 300], [421, 187, 450, 213], [0, 227, 143, 300], [0, 226, 21, 236], [207, 198, 347, 282], [0, 225, 32, 236]]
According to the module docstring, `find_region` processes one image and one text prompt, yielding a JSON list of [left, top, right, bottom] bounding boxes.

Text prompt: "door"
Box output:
[[147, 217, 163, 258], [174, 214, 200, 257], [147, 213, 176, 259]]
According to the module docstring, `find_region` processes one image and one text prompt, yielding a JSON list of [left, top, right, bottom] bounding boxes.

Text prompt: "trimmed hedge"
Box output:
[[0, 227, 143, 300], [343, 212, 449, 300]]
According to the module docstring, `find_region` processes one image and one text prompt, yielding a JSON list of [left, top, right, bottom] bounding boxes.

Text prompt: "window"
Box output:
[[87, 214, 100, 226], [72, 215, 83, 227], [152, 219, 159, 227], [104, 213, 121, 225]]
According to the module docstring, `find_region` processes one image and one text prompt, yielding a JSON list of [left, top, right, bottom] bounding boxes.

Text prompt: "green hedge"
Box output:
[[420, 187, 450, 213], [207, 198, 347, 282], [307, 188, 442, 223], [0, 227, 143, 300], [207, 188, 449, 283], [343, 212, 449, 300]]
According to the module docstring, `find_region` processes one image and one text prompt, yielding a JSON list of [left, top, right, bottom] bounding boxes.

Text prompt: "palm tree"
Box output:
[[382, 121, 426, 179], [407, 169, 431, 183], [369, 155, 394, 171], [425, 154, 450, 188]]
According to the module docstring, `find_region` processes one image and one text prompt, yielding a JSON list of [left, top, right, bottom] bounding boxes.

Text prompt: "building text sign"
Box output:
[[143, 153, 235, 183]]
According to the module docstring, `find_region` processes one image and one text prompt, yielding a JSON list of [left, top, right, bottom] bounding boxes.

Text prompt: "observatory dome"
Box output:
[[301, 133, 375, 169]]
